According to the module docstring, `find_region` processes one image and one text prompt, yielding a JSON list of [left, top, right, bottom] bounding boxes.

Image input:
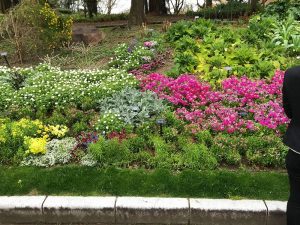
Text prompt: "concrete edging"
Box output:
[[0, 196, 287, 225]]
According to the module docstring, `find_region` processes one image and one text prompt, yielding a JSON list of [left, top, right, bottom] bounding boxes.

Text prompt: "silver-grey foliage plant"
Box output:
[[99, 88, 166, 125]]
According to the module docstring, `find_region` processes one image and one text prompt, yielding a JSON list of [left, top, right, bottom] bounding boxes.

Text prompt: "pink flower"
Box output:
[[139, 71, 289, 133]]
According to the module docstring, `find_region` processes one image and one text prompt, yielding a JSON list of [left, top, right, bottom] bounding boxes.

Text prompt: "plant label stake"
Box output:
[[156, 119, 166, 136], [1, 52, 11, 68], [1, 52, 24, 90]]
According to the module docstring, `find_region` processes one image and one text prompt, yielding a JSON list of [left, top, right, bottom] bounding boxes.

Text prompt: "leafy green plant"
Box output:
[[262, 0, 300, 20], [99, 88, 166, 126], [165, 20, 194, 42], [247, 16, 276, 41], [165, 19, 215, 42], [88, 136, 132, 167], [175, 36, 200, 53], [181, 142, 218, 170], [245, 135, 288, 168], [270, 16, 300, 55], [125, 136, 147, 153], [211, 134, 243, 166]]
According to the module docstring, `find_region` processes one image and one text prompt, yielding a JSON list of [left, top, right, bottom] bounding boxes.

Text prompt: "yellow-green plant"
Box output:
[[24, 137, 47, 154]]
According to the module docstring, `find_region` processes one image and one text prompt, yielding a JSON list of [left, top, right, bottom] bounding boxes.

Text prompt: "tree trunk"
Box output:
[[0, 0, 19, 13], [205, 0, 212, 7], [144, 0, 149, 14], [0, 0, 5, 13], [128, 0, 146, 27], [160, 0, 167, 14], [148, 0, 167, 15], [85, 0, 97, 18], [250, 0, 259, 12]]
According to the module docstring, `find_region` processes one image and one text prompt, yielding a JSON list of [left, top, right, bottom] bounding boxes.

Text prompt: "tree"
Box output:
[[104, 0, 118, 15], [144, 0, 149, 13], [250, 0, 259, 12], [149, 0, 167, 15], [128, 0, 146, 27], [0, 0, 19, 13], [205, 0, 212, 8], [84, 0, 97, 18], [166, 0, 184, 14]]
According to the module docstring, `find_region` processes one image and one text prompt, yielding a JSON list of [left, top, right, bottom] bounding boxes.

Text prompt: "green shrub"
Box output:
[[162, 127, 179, 143], [88, 137, 132, 167], [245, 135, 288, 168], [261, 0, 300, 20], [211, 134, 243, 166], [176, 135, 194, 152], [132, 150, 155, 168], [151, 136, 176, 169], [195, 130, 213, 147], [181, 143, 218, 170], [163, 110, 186, 134], [72, 13, 129, 23], [187, 1, 252, 20], [125, 136, 147, 153]]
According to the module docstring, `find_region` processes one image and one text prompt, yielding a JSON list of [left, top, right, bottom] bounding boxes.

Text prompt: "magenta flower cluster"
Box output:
[[139, 71, 289, 133], [144, 41, 157, 48]]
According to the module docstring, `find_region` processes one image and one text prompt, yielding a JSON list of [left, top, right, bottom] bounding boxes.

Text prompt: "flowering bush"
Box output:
[[0, 0, 73, 62], [140, 71, 288, 133], [0, 64, 137, 113], [39, 2, 73, 50], [109, 43, 155, 71], [0, 117, 69, 165], [21, 137, 77, 167], [95, 113, 127, 135], [144, 41, 157, 48], [24, 137, 47, 154]]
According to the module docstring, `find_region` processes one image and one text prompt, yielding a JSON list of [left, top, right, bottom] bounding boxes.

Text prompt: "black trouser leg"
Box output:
[[286, 149, 300, 225]]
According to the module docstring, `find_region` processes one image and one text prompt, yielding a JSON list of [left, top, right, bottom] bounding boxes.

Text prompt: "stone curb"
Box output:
[[0, 196, 287, 225]]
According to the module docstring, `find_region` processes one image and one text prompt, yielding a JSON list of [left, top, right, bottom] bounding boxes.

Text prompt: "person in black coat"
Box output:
[[282, 65, 300, 225]]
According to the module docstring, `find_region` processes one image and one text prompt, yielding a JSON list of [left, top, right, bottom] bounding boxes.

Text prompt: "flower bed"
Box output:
[[0, 23, 291, 170]]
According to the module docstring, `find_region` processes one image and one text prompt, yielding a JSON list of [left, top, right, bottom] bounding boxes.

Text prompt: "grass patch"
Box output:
[[0, 166, 288, 200]]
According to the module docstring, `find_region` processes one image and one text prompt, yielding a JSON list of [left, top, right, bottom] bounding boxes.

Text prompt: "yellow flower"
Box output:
[[25, 137, 47, 155]]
